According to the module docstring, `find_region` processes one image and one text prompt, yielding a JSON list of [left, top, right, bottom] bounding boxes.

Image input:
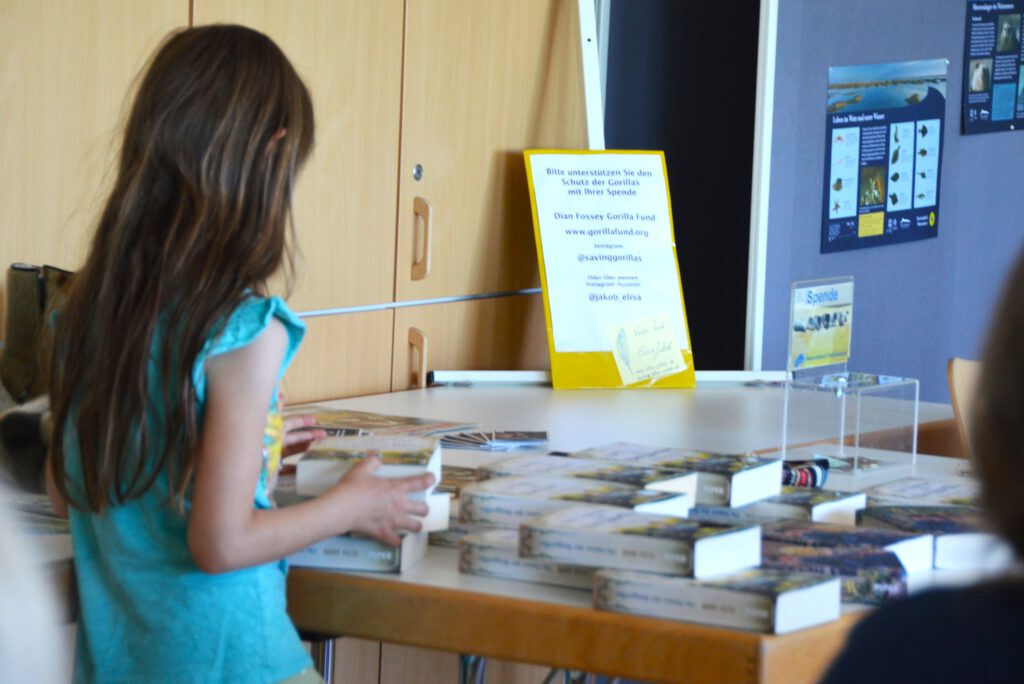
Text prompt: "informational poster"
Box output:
[[788, 277, 854, 372], [963, 1, 1024, 134], [821, 59, 947, 254], [523, 150, 695, 389]]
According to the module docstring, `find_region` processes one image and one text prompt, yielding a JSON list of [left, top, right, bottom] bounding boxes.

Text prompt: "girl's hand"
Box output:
[[281, 413, 327, 457], [278, 391, 327, 457], [324, 457, 436, 546]]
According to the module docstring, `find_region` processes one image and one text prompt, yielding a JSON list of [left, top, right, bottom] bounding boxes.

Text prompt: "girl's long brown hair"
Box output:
[[50, 25, 314, 511]]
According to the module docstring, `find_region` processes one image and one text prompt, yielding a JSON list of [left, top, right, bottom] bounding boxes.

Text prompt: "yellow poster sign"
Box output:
[[524, 150, 694, 389]]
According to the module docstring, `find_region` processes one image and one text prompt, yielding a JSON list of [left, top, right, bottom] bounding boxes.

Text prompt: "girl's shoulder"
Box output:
[[205, 295, 305, 362]]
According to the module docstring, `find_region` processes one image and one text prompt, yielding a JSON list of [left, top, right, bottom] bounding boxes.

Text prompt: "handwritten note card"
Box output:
[[609, 312, 685, 385]]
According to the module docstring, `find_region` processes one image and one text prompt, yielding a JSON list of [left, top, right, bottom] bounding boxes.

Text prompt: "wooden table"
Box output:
[[286, 385, 959, 684]]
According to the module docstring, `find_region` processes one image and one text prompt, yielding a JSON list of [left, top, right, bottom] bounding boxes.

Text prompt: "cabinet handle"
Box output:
[[408, 326, 429, 389], [411, 196, 432, 281]]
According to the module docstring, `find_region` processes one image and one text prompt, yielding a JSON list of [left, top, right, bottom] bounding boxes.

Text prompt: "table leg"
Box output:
[[300, 632, 335, 682], [458, 654, 487, 684]]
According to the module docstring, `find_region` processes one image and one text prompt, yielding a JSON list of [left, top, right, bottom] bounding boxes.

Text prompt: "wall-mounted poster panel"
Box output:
[[821, 59, 948, 254], [963, 1, 1024, 134]]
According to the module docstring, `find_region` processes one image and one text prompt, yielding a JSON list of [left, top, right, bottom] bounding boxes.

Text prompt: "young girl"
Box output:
[[46, 25, 434, 683]]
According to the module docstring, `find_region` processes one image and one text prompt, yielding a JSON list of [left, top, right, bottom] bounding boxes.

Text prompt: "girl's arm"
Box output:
[[187, 319, 434, 574]]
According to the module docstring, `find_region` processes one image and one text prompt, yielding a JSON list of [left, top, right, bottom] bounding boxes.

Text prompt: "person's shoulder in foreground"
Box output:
[[819, 577, 1024, 684]]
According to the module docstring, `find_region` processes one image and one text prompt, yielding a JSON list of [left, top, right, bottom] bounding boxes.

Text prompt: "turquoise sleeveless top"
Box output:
[[64, 296, 312, 683]]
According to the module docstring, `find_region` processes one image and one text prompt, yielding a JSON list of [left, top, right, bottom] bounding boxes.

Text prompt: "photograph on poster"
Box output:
[[963, 1, 1024, 134], [997, 13, 1021, 53], [788, 279, 854, 372], [821, 59, 947, 254]]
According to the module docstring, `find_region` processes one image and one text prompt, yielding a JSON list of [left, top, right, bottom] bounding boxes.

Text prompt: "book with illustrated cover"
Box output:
[[760, 543, 908, 604], [569, 442, 781, 506], [857, 505, 1013, 570], [478, 454, 698, 499], [745, 487, 866, 525], [863, 477, 980, 507], [429, 516, 502, 548], [287, 530, 429, 573], [761, 519, 934, 573], [435, 465, 480, 498], [295, 435, 440, 498], [810, 454, 910, 490], [688, 487, 865, 527], [276, 479, 450, 534], [459, 476, 692, 526], [520, 505, 760, 578], [290, 405, 475, 437], [440, 431, 548, 451], [593, 567, 841, 634], [458, 528, 594, 589]]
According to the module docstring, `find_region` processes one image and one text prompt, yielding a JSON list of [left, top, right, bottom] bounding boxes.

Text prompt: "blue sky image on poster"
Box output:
[[821, 59, 947, 254]]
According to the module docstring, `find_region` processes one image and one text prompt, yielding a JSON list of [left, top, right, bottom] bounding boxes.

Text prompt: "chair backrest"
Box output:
[[947, 357, 981, 458]]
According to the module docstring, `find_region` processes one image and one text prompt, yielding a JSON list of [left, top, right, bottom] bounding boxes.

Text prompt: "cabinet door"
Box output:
[[0, 1, 186, 278], [380, 644, 553, 684], [392, 294, 549, 391], [395, 0, 588, 301], [193, 0, 404, 311], [285, 311, 395, 404]]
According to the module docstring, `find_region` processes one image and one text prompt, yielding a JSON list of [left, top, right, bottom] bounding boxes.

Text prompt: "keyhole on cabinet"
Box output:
[[412, 164, 423, 181]]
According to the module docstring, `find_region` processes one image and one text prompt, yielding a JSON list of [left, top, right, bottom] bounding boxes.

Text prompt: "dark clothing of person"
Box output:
[[820, 579, 1024, 684]]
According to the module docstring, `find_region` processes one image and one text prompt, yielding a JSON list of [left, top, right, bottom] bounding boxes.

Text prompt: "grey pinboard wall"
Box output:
[[763, 0, 1024, 402]]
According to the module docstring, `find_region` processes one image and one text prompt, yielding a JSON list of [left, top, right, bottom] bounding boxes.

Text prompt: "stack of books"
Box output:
[[593, 568, 840, 635], [284, 432, 453, 574], [459, 475, 694, 525], [689, 487, 866, 526], [295, 435, 442, 498], [455, 442, 844, 632], [857, 504, 1013, 570], [478, 454, 698, 498], [568, 442, 782, 506], [289, 431, 1011, 634]]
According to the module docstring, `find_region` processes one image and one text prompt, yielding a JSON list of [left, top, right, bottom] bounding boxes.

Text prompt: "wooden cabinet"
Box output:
[[379, 645, 553, 684], [191, 0, 404, 311], [1, 2, 581, 399], [0, 0, 186, 290], [189, 0, 581, 400], [285, 311, 395, 404], [395, 0, 588, 301], [392, 294, 549, 391]]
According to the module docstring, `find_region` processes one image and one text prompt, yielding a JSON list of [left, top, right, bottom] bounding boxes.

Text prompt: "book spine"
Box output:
[[459, 543, 594, 590], [593, 572, 772, 632], [459, 491, 568, 526], [429, 520, 502, 548], [688, 505, 763, 524], [288, 536, 400, 572], [520, 526, 694, 575], [694, 472, 731, 506]]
